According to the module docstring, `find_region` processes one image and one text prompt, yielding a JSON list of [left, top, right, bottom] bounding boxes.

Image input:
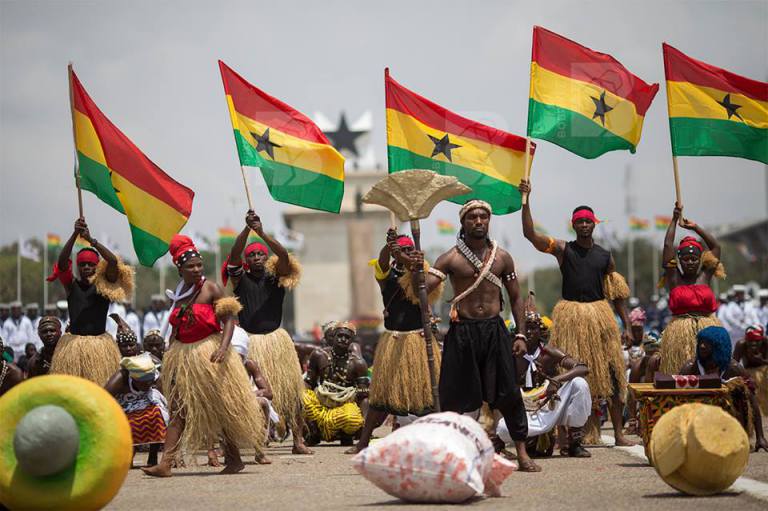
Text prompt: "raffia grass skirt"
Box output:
[[551, 300, 627, 445], [659, 314, 721, 375], [746, 365, 768, 418], [248, 329, 305, 434], [369, 329, 441, 416], [164, 334, 265, 454], [50, 332, 120, 386]]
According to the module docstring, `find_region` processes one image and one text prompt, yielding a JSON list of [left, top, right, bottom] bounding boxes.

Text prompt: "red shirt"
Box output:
[[169, 304, 221, 343], [669, 284, 718, 316]]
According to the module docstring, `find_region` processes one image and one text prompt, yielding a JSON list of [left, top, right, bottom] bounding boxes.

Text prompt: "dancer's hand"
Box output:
[[519, 179, 531, 196], [512, 337, 526, 356], [210, 348, 227, 363], [246, 210, 263, 235], [679, 217, 697, 231], [409, 251, 425, 271], [672, 203, 682, 220]]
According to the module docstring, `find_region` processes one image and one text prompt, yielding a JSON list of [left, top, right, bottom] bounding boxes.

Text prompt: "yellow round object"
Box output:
[[650, 403, 749, 496], [0, 375, 132, 510]]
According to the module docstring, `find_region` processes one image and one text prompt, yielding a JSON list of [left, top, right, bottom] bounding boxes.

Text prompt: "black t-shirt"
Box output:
[[381, 268, 423, 331], [234, 271, 285, 334], [67, 280, 110, 335], [560, 241, 610, 303]]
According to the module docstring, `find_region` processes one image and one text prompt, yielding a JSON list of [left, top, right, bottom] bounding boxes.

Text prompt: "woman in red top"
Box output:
[[142, 235, 266, 477], [659, 204, 725, 374]]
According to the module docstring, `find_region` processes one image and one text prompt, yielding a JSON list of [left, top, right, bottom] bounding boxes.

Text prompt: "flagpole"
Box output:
[[17, 237, 22, 302], [159, 262, 166, 295], [43, 238, 48, 307], [240, 166, 254, 211], [522, 137, 532, 205], [68, 63, 84, 219], [651, 231, 659, 295], [628, 231, 635, 298], [215, 242, 222, 285]]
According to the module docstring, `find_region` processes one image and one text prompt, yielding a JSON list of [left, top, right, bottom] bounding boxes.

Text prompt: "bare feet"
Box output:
[[517, 458, 543, 472], [292, 444, 314, 455], [344, 445, 363, 455], [141, 463, 173, 478], [255, 453, 272, 465], [207, 451, 222, 467], [614, 435, 637, 447], [220, 461, 246, 474]]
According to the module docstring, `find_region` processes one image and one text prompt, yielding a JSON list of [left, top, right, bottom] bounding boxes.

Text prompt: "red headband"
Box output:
[[169, 234, 199, 266], [245, 242, 268, 256], [76, 249, 100, 265], [396, 236, 414, 248], [745, 326, 764, 342], [571, 209, 598, 224], [677, 236, 703, 254]]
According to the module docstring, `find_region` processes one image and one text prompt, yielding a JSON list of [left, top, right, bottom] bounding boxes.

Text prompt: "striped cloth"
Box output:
[[303, 388, 363, 442]]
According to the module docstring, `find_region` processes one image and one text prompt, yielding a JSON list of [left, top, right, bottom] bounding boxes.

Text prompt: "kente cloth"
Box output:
[[496, 377, 592, 443], [118, 383, 169, 445], [303, 388, 363, 442]]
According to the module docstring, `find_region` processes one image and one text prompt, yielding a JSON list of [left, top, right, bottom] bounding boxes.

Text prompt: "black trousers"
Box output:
[[439, 316, 528, 442]]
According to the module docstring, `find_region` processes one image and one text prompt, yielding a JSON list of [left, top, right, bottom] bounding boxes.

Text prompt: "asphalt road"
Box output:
[[108, 424, 768, 510]]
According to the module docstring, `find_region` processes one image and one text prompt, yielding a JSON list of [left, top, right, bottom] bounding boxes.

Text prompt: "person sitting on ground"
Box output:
[[142, 330, 166, 362], [497, 309, 592, 458], [679, 326, 768, 452], [105, 352, 168, 467], [303, 322, 368, 446], [16, 342, 38, 373], [0, 338, 23, 396], [733, 325, 768, 418], [27, 316, 62, 378]]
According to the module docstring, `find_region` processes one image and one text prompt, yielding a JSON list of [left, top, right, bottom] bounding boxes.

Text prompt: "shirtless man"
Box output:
[[417, 199, 537, 471]]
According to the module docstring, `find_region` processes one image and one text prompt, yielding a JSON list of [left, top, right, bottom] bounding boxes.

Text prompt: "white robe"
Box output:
[[496, 377, 592, 443], [2, 316, 38, 360]]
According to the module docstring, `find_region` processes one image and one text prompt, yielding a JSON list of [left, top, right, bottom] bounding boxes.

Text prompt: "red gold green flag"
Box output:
[[219, 61, 345, 213], [654, 215, 672, 230], [46, 234, 61, 249], [629, 216, 650, 231], [436, 220, 455, 235], [69, 67, 194, 266], [386, 69, 535, 215], [663, 44, 767, 164], [528, 26, 659, 158], [218, 227, 237, 245]]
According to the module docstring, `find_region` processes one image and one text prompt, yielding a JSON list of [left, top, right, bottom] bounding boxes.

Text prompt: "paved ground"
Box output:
[[109, 424, 768, 510]]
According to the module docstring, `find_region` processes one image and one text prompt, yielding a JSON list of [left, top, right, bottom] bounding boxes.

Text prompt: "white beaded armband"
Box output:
[[428, 267, 447, 281]]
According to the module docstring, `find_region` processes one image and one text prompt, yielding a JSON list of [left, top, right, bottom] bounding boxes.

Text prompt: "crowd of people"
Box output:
[[1, 180, 767, 480]]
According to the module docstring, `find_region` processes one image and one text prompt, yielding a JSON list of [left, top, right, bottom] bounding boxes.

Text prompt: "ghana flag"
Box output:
[[69, 66, 194, 267], [219, 61, 345, 213], [663, 44, 768, 164], [528, 26, 659, 158], [386, 69, 535, 215]]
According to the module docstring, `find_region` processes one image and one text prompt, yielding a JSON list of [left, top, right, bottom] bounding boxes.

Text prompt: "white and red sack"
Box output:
[[351, 412, 516, 503]]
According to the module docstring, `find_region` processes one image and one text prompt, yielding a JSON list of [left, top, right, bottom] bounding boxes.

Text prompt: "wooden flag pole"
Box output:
[[522, 137, 532, 205], [240, 166, 254, 211], [67, 63, 84, 219], [672, 156, 684, 225]]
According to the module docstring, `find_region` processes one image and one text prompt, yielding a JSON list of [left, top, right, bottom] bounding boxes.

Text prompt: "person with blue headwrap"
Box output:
[[679, 326, 768, 452]]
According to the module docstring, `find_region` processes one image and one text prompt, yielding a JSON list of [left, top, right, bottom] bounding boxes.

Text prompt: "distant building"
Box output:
[[283, 167, 393, 334]]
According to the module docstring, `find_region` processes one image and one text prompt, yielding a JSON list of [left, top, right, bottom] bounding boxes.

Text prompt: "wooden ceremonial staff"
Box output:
[[67, 62, 84, 219], [662, 68, 685, 224], [363, 169, 472, 413]]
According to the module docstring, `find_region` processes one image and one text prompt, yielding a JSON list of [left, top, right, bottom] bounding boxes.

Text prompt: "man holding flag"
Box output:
[[520, 180, 634, 447]]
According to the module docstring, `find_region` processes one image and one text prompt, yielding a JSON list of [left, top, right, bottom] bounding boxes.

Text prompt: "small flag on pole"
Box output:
[[436, 220, 455, 235], [654, 215, 672, 230], [629, 216, 650, 231]]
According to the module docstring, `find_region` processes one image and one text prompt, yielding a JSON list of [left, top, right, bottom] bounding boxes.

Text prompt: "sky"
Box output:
[[1, 0, 766, 274]]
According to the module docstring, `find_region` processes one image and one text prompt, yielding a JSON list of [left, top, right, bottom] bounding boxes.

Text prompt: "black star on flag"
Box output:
[[428, 134, 461, 162], [590, 91, 614, 126], [717, 94, 744, 122], [250, 128, 282, 160], [325, 113, 366, 157], [108, 170, 120, 194]]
